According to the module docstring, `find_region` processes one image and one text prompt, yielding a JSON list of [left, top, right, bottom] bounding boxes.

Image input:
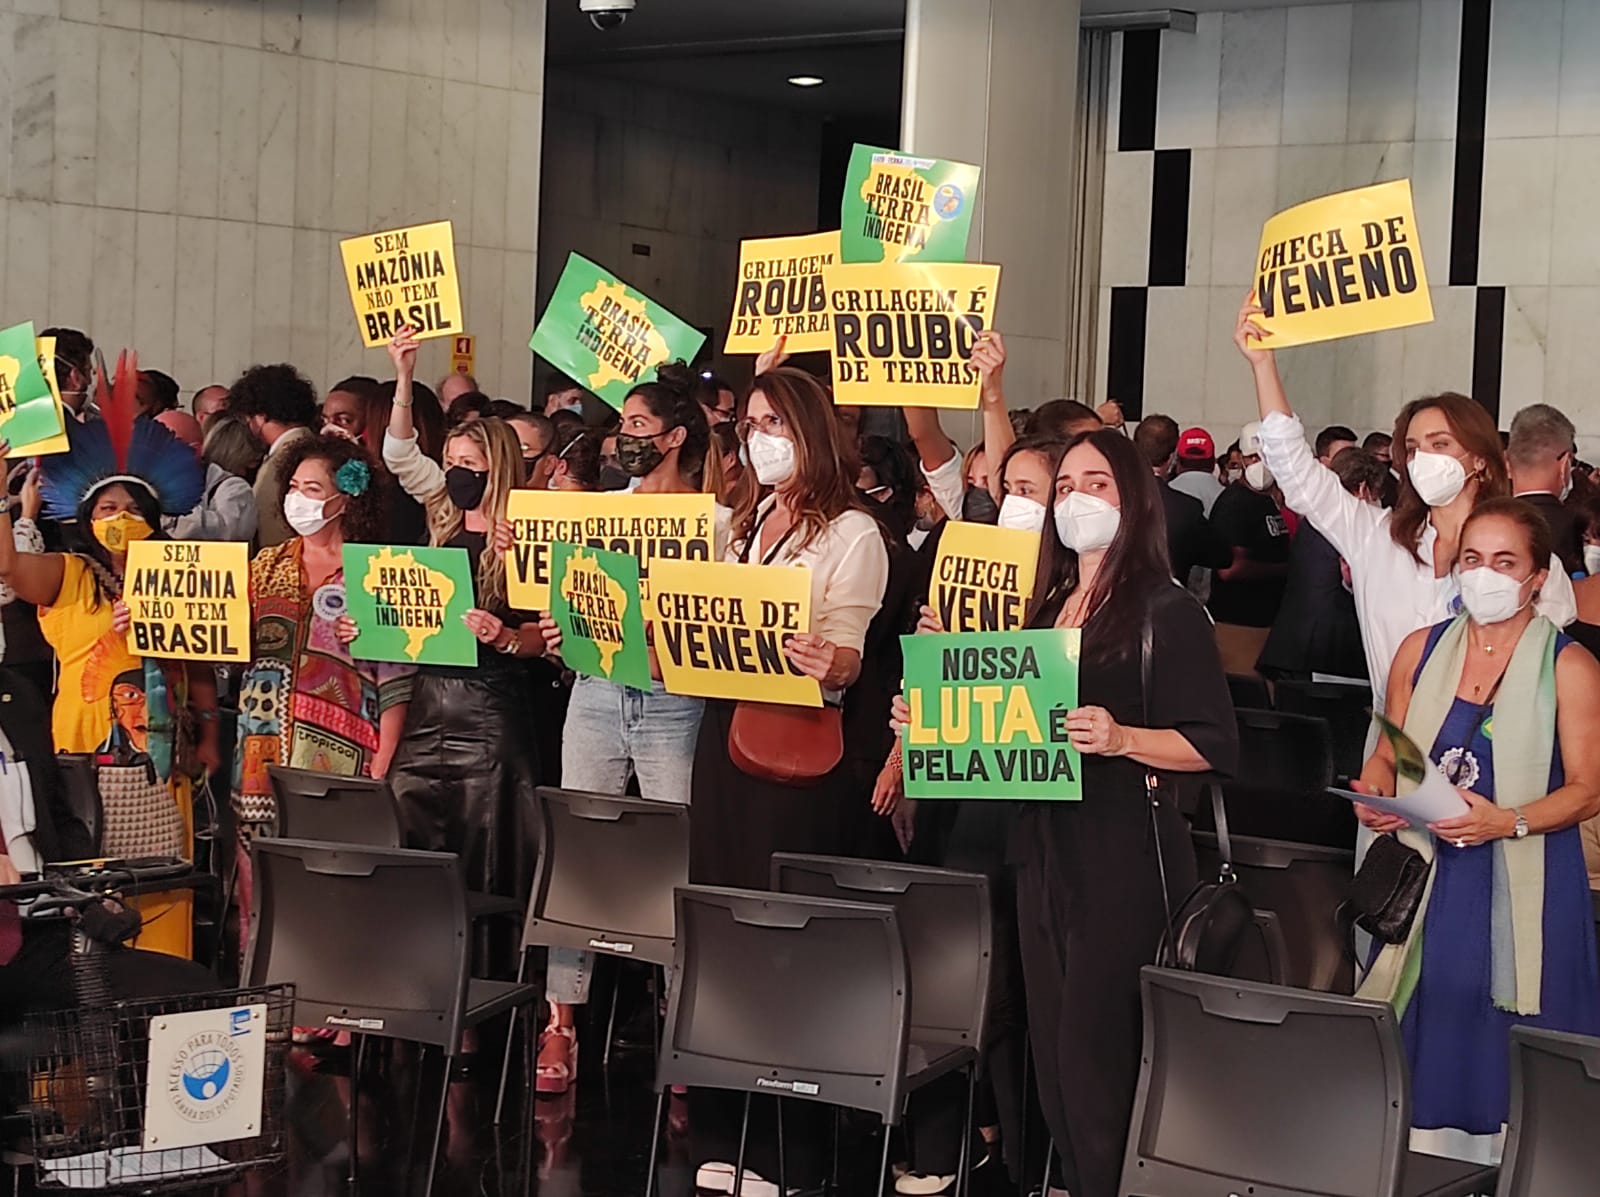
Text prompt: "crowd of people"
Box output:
[[0, 293, 1596, 1195]]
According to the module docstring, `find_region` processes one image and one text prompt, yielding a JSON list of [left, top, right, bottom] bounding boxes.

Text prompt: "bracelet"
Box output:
[[392, 397, 413, 409], [0, 496, 10, 516], [498, 632, 521, 656]]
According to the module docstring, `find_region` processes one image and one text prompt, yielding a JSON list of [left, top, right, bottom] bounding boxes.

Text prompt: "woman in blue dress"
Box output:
[[1353, 497, 1600, 1163]]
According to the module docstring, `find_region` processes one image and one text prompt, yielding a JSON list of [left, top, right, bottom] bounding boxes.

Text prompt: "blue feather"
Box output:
[[39, 416, 204, 520]]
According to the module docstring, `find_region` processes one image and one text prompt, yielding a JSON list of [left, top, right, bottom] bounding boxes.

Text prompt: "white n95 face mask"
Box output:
[[1408, 450, 1468, 507], [1053, 491, 1121, 553], [1457, 566, 1532, 625], [283, 490, 334, 537], [1584, 544, 1600, 577], [1244, 460, 1274, 491], [997, 494, 1047, 534], [746, 430, 796, 486]]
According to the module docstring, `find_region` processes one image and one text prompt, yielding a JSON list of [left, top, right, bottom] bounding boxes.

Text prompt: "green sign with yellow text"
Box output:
[[839, 144, 981, 265], [548, 541, 652, 690]]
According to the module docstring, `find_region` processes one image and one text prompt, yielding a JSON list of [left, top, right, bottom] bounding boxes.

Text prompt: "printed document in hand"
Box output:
[[1328, 710, 1470, 829]]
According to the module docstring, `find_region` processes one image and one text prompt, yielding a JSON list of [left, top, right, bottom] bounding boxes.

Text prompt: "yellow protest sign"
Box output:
[[124, 540, 250, 661], [338, 220, 463, 347], [14, 335, 70, 457], [931, 522, 1040, 633], [822, 262, 1000, 409], [724, 231, 841, 355], [504, 490, 717, 610], [650, 560, 821, 706], [1252, 179, 1432, 349]]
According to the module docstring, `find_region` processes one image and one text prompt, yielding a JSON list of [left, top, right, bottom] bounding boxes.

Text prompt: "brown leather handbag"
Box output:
[[728, 701, 843, 784]]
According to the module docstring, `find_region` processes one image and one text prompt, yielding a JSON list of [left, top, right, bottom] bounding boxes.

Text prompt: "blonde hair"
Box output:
[[427, 416, 521, 609]]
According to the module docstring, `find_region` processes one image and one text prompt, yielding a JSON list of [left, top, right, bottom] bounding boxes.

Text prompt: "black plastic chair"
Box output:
[[771, 855, 993, 1195], [244, 839, 538, 1197], [1226, 672, 1273, 711], [1497, 1026, 1600, 1197], [1193, 832, 1356, 993], [1120, 967, 1498, 1196], [645, 886, 913, 1197], [1273, 676, 1375, 782], [493, 786, 690, 1122], [1200, 708, 1355, 849]]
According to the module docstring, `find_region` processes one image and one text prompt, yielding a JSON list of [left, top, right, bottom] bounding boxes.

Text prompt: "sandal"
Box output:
[[536, 1024, 578, 1095]]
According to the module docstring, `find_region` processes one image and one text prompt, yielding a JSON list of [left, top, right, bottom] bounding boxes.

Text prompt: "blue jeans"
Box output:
[[546, 677, 703, 1004]]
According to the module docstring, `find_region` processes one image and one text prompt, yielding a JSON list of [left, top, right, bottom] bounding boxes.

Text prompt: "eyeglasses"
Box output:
[[737, 412, 787, 441]]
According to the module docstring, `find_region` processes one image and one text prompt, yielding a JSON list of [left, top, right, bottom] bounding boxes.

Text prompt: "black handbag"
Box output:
[[1338, 833, 1430, 947], [1141, 602, 1256, 975]]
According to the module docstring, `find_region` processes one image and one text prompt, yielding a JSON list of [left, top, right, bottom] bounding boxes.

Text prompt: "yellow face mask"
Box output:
[[92, 511, 153, 553]]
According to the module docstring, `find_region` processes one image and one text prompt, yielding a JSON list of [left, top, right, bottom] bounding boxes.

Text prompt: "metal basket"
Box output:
[[23, 983, 293, 1193]]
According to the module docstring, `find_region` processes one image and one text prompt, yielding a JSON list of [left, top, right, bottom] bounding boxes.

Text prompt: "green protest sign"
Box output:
[[342, 544, 477, 667], [549, 540, 652, 690], [529, 253, 706, 410], [839, 144, 982, 265], [0, 321, 62, 449], [899, 629, 1082, 800]]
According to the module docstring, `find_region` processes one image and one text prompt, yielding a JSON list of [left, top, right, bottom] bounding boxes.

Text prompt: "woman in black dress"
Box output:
[[1013, 429, 1236, 1197]]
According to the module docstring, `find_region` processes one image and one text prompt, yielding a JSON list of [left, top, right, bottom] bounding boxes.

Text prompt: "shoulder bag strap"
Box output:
[[1142, 601, 1180, 966]]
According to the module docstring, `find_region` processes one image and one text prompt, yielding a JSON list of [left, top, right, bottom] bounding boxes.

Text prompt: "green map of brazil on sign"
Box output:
[[529, 253, 707, 410], [342, 544, 477, 668], [839, 145, 982, 265], [549, 541, 652, 690]]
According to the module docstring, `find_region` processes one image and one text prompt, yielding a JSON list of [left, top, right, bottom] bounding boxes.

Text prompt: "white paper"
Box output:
[[1330, 779, 1469, 830]]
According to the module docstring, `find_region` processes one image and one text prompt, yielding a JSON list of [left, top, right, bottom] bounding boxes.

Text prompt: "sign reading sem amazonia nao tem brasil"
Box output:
[[1251, 179, 1432, 349], [124, 541, 250, 661], [339, 221, 464, 348]]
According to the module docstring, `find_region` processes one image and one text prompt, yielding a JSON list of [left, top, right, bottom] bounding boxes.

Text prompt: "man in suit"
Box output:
[[1508, 403, 1583, 576], [1134, 415, 1230, 584]]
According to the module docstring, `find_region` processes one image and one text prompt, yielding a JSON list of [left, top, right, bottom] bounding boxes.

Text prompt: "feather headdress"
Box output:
[[39, 350, 204, 520]]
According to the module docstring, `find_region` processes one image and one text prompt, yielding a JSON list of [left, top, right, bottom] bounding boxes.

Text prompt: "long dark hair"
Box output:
[[71, 481, 167, 609], [1025, 428, 1171, 657], [626, 361, 714, 491], [372, 379, 447, 463], [1389, 392, 1509, 562], [858, 434, 918, 545], [276, 434, 391, 545]]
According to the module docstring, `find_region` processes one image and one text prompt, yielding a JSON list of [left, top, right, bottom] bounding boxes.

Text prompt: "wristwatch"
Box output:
[[1512, 811, 1530, 840]]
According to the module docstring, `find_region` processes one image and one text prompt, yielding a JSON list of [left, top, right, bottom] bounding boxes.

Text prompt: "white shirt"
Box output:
[[1257, 411, 1576, 714], [167, 463, 258, 543], [922, 454, 966, 523], [0, 725, 39, 876], [1170, 469, 1224, 517]]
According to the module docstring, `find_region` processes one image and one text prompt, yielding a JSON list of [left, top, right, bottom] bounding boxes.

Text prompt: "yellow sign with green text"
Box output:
[[650, 560, 821, 707], [724, 231, 841, 354], [339, 220, 463, 347], [504, 490, 717, 611], [1252, 179, 1432, 349], [931, 521, 1040, 633], [822, 262, 1000, 409], [124, 540, 250, 661]]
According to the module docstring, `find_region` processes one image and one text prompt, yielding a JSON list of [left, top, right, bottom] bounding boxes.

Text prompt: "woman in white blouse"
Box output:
[[1234, 293, 1575, 717]]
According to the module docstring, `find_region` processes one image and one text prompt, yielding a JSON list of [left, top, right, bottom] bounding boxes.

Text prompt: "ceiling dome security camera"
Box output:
[[580, 0, 634, 31]]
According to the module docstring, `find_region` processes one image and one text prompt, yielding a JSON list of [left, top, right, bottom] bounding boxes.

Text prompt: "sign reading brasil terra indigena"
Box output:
[[504, 490, 715, 611], [931, 522, 1040, 634], [342, 544, 477, 668], [900, 629, 1082, 800], [649, 559, 821, 707], [1252, 179, 1432, 349], [339, 221, 464, 348], [0, 320, 62, 450], [840, 144, 981, 265], [548, 541, 652, 690], [724, 230, 841, 355], [124, 540, 250, 661], [530, 253, 706, 411], [822, 262, 1001, 410]]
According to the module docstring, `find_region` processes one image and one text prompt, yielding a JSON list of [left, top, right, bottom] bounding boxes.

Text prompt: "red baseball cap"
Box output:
[[1177, 428, 1214, 460]]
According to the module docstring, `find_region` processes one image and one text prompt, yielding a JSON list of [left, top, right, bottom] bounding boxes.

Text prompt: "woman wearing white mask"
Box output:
[[688, 366, 889, 1196], [890, 428, 1236, 1197], [1235, 293, 1576, 716], [231, 436, 413, 940], [1350, 499, 1600, 1162]]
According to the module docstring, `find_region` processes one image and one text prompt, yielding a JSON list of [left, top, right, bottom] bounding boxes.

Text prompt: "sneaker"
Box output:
[[894, 1172, 955, 1195], [694, 1162, 799, 1197]]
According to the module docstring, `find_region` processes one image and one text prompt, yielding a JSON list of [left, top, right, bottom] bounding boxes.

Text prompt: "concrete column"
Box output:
[[901, 0, 1082, 441]]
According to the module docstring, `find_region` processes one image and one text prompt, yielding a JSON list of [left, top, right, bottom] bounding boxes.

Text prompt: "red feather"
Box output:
[[100, 349, 137, 472]]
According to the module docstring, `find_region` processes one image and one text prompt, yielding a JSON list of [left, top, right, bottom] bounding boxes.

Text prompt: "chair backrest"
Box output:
[[1226, 673, 1272, 711], [267, 766, 402, 848], [1193, 832, 1356, 994], [520, 786, 690, 967], [1271, 678, 1374, 782], [659, 885, 910, 1123], [1210, 709, 1353, 848], [1122, 967, 1409, 1197], [244, 838, 469, 1050], [771, 854, 990, 1051], [52, 754, 101, 853], [1497, 1026, 1600, 1197]]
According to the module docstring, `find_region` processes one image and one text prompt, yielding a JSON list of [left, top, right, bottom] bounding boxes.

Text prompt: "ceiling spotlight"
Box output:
[[787, 75, 825, 88]]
